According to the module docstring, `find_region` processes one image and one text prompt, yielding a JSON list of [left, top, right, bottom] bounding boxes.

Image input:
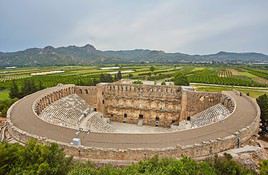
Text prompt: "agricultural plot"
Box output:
[[0, 74, 31, 82], [186, 68, 263, 87], [218, 69, 232, 77], [238, 67, 268, 85], [1, 65, 268, 97], [193, 84, 268, 98]]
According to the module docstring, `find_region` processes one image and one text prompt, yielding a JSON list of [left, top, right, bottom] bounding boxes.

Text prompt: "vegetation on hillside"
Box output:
[[0, 98, 17, 117], [0, 140, 72, 175], [0, 79, 44, 117], [1, 140, 267, 175], [68, 154, 261, 175], [1, 44, 268, 66]]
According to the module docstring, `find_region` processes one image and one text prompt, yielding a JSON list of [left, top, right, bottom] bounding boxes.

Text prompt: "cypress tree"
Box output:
[[257, 94, 268, 134], [38, 80, 44, 90], [9, 80, 19, 99], [117, 71, 122, 80]]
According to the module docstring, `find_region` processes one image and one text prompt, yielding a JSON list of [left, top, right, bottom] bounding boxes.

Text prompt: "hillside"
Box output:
[[0, 44, 268, 66]]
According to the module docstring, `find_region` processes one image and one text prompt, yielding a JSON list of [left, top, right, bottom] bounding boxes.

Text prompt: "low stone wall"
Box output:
[[7, 113, 259, 161]]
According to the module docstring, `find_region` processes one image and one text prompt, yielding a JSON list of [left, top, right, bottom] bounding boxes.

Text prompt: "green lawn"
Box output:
[[0, 90, 10, 100], [237, 71, 258, 78]]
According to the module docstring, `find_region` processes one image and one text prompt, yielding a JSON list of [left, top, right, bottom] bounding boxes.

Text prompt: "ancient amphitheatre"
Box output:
[[7, 79, 260, 163]]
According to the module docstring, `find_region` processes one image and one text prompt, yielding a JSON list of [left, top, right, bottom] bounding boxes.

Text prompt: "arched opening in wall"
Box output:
[[79, 89, 82, 94], [85, 89, 89, 94], [94, 108, 97, 111], [155, 116, 160, 127], [138, 114, 143, 126], [187, 116, 191, 121], [123, 113, 127, 123], [102, 100, 104, 104]]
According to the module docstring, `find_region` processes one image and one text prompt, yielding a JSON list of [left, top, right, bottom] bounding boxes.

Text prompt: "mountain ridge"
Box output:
[[1, 44, 268, 66]]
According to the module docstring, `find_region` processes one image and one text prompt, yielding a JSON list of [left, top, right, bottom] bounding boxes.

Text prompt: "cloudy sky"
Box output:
[[0, 0, 267, 54]]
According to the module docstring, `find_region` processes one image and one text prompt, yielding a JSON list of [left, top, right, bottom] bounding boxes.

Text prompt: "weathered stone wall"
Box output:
[[221, 93, 235, 112], [75, 86, 97, 108], [100, 84, 182, 127], [180, 90, 224, 120], [32, 83, 235, 128]]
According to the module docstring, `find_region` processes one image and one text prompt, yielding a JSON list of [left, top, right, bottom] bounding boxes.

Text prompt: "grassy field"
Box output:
[[0, 90, 10, 100]]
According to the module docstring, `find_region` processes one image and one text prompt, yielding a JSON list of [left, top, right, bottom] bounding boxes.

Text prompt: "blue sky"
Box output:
[[0, 0, 268, 54]]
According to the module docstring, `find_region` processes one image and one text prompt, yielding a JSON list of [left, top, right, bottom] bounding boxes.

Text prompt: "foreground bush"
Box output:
[[0, 98, 17, 117], [0, 140, 72, 175], [1, 141, 267, 175], [68, 155, 257, 175], [260, 160, 268, 175]]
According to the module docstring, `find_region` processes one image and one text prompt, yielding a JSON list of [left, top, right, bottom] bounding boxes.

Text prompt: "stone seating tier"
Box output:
[[190, 103, 230, 128]]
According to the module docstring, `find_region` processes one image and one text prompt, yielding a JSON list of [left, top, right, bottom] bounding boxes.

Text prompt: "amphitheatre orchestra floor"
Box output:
[[9, 87, 258, 149]]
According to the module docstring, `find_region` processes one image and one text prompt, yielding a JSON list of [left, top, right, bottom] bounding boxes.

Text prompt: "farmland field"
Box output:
[[1, 64, 268, 100], [192, 83, 268, 98]]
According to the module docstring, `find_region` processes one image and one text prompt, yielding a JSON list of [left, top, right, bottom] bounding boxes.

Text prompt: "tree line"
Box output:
[[9, 79, 45, 99], [0, 80, 45, 117], [99, 71, 122, 83]]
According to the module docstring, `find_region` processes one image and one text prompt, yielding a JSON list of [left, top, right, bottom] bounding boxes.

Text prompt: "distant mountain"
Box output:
[[0, 44, 268, 66]]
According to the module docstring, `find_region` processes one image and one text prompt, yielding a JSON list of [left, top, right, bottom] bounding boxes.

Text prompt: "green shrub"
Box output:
[[0, 140, 72, 175], [174, 73, 189, 86], [260, 160, 268, 175], [133, 80, 143, 84]]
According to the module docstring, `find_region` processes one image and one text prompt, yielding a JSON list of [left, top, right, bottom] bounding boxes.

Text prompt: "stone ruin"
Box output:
[[35, 82, 234, 133]]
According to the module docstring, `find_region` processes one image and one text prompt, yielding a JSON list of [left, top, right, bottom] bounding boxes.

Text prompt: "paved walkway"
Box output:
[[9, 87, 259, 149]]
